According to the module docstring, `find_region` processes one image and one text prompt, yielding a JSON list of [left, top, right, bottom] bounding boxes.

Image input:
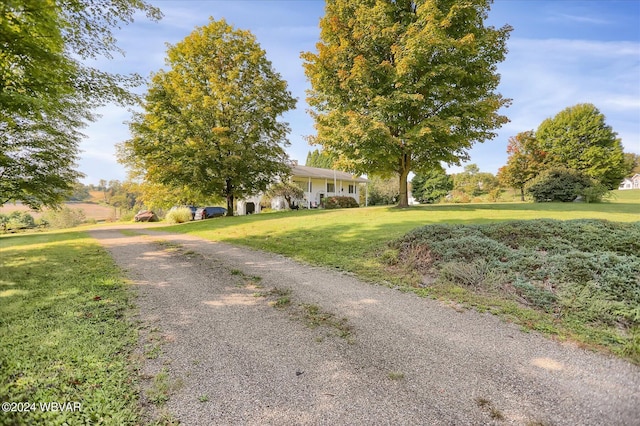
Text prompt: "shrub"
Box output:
[[511, 278, 558, 312], [165, 207, 193, 223], [119, 209, 136, 222], [394, 219, 640, 329], [525, 168, 596, 202], [580, 182, 610, 203], [439, 260, 507, 291], [322, 196, 359, 209], [444, 190, 471, 203], [0, 211, 37, 231], [43, 207, 86, 229], [0, 212, 35, 232], [487, 188, 504, 202]]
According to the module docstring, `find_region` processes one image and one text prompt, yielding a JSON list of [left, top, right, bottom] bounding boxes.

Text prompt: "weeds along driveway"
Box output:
[[89, 227, 640, 426]]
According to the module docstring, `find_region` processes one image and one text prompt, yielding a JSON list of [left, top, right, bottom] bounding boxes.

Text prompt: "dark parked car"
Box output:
[[194, 206, 226, 220], [134, 210, 158, 222], [186, 205, 198, 220]]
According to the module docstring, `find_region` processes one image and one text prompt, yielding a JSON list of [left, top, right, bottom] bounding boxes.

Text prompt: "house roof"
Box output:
[[620, 174, 640, 182], [290, 164, 368, 183]]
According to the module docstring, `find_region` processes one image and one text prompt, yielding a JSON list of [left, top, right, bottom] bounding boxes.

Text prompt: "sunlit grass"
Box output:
[[0, 232, 139, 425], [159, 190, 640, 282]]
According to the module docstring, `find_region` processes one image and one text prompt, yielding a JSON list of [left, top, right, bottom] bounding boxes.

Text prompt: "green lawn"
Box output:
[[159, 190, 640, 283], [0, 231, 139, 425]]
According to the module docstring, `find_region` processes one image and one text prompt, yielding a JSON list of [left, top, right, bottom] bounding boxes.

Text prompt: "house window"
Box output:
[[348, 184, 356, 194], [327, 183, 335, 192]]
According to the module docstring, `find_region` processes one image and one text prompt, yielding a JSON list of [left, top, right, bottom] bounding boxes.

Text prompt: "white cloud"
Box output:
[[550, 13, 611, 26], [75, 3, 639, 183], [483, 37, 640, 169]]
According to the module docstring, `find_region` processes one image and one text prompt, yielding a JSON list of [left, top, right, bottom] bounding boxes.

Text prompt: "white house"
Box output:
[[236, 163, 368, 215], [289, 164, 368, 208], [618, 174, 640, 190]]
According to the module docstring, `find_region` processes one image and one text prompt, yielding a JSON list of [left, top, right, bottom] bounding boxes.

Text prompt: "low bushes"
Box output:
[[42, 207, 86, 229], [322, 196, 360, 209], [0, 211, 37, 231], [1, 208, 92, 231], [165, 206, 193, 223], [392, 219, 640, 362], [525, 168, 608, 203]]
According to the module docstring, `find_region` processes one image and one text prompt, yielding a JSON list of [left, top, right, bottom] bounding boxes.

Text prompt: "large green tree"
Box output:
[[120, 19, 296, 216], [0, 0, 161, 209], [302, 0, 511, 207], [497, 130, 546, 200], [452, 163, 498, 197], [411, 167, 453, 204], [623, 153, 640, 176], [305, 149, 337, 169], [536, 103, 626, 189]]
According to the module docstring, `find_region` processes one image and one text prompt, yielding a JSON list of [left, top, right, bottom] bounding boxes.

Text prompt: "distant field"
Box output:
[[0, 202, 117, 221]]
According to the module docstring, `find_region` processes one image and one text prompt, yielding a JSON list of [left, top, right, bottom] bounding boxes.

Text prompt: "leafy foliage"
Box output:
[[165, 207, 193, 224], [0, 211, 36, 231], [0, 0, 161, 209], [42, 207, 86, 229], [120, 19, 296, 215], [623, 153, 640, 176], [411, 168, 453, 204], [305, 149, 336, 169], [322, 196, 360, 209], [525, 168, 601, 202], [302, 0, 511, 207], [266, 182, 305, 209], [366, 175, 399, 206], [67, 182, 92, 202], [536, 103, 626, 189], [452, 164, 498, 197], [497, 130, 547, 200]]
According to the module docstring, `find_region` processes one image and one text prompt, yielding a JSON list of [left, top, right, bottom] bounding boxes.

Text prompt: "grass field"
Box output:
[[0, 202, 117, 222], [158, 191, 640, 282], [0, 232, 139, 425]]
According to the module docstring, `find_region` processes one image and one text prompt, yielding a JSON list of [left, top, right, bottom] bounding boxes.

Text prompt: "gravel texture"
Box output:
[[89, 227, 640, 425]]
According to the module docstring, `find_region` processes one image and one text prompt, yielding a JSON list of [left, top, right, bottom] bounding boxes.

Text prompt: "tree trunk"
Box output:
[[225, 179, 234, 216], [397, 153, 411, 208], [520, 186, 525, 201]]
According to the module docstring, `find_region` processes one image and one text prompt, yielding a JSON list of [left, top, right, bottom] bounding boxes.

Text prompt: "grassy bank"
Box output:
[[0, 232, 139, 425], [392, 219, 640, 363]]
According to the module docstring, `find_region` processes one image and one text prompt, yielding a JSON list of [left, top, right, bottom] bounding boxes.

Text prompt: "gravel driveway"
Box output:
[[89, 227, 640, 425]]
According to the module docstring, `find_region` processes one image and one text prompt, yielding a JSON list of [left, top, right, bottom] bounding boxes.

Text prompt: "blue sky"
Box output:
[[79, 0, 640, 184]]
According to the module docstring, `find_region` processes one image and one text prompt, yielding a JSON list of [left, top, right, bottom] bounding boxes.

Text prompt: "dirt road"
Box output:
[[89, 227, 640, 425]]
